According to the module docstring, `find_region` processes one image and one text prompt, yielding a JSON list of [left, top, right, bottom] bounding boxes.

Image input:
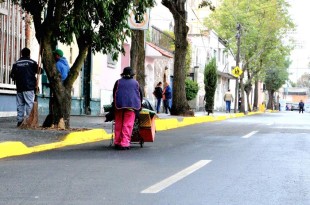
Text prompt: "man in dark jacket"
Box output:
[[299, 100, 305, 114], [153, 82, 163, 113], [10, 48, 39, 127]]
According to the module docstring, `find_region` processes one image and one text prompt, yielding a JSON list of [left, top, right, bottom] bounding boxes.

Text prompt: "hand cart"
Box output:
[[110, 108, 156, 148]]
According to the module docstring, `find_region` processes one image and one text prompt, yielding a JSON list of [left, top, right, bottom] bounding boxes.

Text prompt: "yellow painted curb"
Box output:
[[0, 141, 32, 159], [214, 115, 228, 121], [1, 111, 263, 160], [154, 111, 262, 131], [155, 118, 179, 131], [235, 113, 245, 117], [1, 129, 112, 159], [32, 129, 112, 152], [64, 129, 110, 144]]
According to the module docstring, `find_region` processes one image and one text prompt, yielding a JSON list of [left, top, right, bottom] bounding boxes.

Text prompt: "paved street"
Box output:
[[1, 111, 310, 205]]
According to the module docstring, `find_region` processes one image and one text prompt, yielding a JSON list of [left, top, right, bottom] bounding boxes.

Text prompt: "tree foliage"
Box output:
[[204, 0, 294, 111], [159, 30, 175, 52], [204, 58, 217, 115], [264, 52, 290, 109], [185, 79, 199, 101], [13, 0, 154, 128], [185, 43, 192, 74], [296, 73, 310, 88]]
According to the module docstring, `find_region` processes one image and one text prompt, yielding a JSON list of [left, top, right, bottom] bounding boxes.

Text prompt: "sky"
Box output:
[[286, 0, 310, 82]]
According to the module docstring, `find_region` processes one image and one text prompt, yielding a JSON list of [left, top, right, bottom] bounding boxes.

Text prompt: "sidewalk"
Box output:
[[0, 111, 257, 159]]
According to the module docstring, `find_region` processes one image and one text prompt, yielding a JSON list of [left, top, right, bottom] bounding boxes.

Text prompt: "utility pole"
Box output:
[[234, 23, 241, 113]]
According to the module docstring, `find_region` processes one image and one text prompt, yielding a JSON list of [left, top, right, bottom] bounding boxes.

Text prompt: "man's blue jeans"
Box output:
[[156, 98, 161, 113], [163, 99, 171, 114], [225, 101, 231, 113], [16, 90, 35, 122]]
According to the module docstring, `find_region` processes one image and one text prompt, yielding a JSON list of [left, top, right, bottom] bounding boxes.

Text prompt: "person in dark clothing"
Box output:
[[112, 67, 143, 150], [153, 82, 163, 113], [299, 100, 304, 114], [163, 82, 172, 114], [10, 48, 40, 127]]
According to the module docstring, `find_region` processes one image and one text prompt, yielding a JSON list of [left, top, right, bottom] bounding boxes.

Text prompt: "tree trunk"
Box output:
[[253, 79, 259, 110], [267, 90, 274, 110], [41, 48, 73, 128], [162, 0, 191, 116], [246, 92, 251, 112], [244, 82, 252, 112], [239, 75, 245, 113], [40, 36, 87, 129], [130, 30, 146, 96]]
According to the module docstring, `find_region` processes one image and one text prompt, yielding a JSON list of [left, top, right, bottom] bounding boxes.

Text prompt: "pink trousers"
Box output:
[[114, 109, 135, 147]]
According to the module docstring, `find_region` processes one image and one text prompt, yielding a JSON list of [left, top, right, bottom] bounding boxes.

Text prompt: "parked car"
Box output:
[[285, 103, 292, 111], [290, 103, 299, 111]]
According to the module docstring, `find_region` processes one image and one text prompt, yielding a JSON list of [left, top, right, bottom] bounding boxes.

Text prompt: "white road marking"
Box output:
[[242, 131, 258, 138], [266, 123, 273, 126], [141, 160, 212, 194]]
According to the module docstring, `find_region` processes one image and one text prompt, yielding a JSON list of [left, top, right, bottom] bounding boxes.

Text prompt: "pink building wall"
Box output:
[[121, 43, 131, 70]]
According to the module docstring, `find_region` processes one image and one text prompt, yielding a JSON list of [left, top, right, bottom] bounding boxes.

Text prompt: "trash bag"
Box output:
[[142, 98, 155, 111], [104, 98, 155, 122], [104, 102, 115, 122]]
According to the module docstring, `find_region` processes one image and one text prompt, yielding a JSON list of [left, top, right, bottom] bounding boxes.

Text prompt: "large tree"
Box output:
[[14, 0, 154, 128], [162, 0, 213, 116]]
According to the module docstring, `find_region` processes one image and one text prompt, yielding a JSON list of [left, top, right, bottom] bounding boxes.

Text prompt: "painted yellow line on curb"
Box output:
[[0, 112, 262, 160], [155, 112, 259, 131], [0, 129, 112, 160], [0, 141, 32, 159]]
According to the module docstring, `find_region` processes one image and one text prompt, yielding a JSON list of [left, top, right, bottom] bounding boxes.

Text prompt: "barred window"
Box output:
[[0, 1, 25, 91]]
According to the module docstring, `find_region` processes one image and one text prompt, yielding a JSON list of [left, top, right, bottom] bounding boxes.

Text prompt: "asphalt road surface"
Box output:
[[1, 111, 310, 205]]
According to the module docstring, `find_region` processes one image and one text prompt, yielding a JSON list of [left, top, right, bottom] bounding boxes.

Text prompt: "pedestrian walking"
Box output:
[[153, 82, 163, 113], [163, 82, 172, 114], [10, 48, 40, 127], [223, 89, 234, 113], [299, 100, 304, 114], [53, 49, 70, 81], [113, 67, 143, 150]]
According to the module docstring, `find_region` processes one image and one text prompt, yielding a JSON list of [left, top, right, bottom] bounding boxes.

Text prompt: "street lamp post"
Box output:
[[234, 23, 241, 113]]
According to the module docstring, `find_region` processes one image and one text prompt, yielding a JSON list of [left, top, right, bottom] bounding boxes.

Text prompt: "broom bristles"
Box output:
[[19, 102, 39, 129]]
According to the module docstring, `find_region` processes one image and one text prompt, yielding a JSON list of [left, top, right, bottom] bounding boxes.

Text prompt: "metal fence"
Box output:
[[151, 25, 175, 53], [0, 0, 25, 92]]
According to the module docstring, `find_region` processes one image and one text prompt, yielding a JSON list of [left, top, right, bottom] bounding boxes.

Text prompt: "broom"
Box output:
[[20, 48, 43, 129]]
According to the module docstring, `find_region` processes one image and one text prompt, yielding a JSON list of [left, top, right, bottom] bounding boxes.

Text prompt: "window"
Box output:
[[107, 53, 117, 68]]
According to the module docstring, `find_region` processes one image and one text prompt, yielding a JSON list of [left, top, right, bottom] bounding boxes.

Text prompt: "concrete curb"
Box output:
[[0, 111, 262, 160], [0, 129, 112, 159], [155, 112, 250, 131]]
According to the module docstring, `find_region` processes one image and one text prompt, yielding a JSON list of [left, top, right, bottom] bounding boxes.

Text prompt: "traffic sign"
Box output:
[[128, 9, 150, 30], [232, 66, 243, 77]]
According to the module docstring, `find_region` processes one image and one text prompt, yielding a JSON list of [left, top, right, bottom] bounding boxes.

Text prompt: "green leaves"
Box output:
[[206, 0, 294, 92], [17, 0, 155, 57], [185, 79, 199, 101], [204, 58, 217, 112]]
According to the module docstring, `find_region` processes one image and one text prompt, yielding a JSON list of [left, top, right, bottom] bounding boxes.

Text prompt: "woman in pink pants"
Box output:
[[113, 67, 142, 150]]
